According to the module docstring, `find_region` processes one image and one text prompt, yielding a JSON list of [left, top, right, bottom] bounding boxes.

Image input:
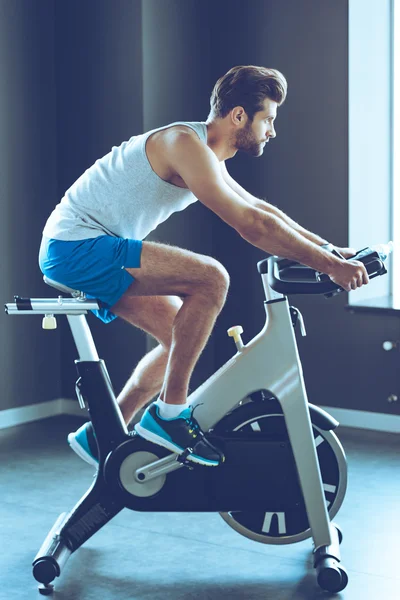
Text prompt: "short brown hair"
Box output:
[[209, 65, 287, 120]]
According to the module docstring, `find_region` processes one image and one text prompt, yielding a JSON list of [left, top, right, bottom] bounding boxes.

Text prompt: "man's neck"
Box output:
[[205, 119, 238, 161]]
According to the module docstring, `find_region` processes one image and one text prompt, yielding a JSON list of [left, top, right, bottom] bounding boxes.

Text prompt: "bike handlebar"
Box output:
[[257, 248, 388, 297]]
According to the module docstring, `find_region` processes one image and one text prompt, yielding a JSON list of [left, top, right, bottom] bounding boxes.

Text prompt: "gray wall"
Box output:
[[1, 0, 398, 418]]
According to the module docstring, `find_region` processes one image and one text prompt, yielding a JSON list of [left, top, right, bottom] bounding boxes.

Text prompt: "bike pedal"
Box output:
[[176, 447, 195, 469]]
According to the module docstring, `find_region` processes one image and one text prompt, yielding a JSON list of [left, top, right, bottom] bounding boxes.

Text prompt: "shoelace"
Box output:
[[184, 404, 224, 462], [184, 403, 204, 440]]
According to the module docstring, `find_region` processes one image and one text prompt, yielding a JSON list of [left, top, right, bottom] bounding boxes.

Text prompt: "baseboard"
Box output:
[[319, 405, 400, 434], [0, 400, 399, 434], [0, 398, 85, 430]]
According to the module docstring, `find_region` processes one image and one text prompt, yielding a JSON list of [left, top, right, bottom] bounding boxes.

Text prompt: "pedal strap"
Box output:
[[176, 447, 194, 468]]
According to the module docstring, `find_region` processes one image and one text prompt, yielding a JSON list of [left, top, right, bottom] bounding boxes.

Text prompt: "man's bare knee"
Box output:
[[112, 294, 182, 348], [199, 259, 230, 306]]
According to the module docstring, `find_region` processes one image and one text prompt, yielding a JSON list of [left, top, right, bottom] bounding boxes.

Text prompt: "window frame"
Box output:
[[392, 0, 399, 303]]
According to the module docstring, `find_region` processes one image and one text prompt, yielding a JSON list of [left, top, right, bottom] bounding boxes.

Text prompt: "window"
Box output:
[[348, 0, 396, 309]]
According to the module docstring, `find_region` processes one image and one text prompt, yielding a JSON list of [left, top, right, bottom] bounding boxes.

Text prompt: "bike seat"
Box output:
[[43, 275, 83, 297]]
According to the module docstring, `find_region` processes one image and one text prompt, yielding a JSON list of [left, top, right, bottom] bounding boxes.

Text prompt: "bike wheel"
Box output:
[[213, 397, 347, 545]]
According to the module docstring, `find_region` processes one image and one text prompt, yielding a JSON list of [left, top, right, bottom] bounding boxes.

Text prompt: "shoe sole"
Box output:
[[134, 423, 219, 467], [67, 433, 99, 468]]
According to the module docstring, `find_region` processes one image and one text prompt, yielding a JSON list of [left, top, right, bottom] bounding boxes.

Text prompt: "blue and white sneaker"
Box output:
[[67, 422, 99, 467], [134, 403, 224, 467]]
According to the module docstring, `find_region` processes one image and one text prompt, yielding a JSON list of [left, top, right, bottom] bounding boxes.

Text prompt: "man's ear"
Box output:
[[231, 106, 246, 125]]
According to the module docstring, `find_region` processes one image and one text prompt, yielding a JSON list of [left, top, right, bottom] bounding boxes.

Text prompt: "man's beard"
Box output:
[[234, 121, 264, 157]]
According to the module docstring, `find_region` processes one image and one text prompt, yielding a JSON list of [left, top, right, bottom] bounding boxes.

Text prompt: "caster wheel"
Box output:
[[317, 559, 349, 593], [38, 583, 54, 595]]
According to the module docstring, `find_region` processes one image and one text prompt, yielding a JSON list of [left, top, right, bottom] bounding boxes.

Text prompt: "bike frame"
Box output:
[[5, 271, 333, 550]]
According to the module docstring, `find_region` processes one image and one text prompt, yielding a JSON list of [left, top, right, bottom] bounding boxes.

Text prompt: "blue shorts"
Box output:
[[38, 236, 143, 323]]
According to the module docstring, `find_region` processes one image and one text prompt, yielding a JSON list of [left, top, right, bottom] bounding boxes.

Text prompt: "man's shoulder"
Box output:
[[161, 123, 205, 143], [145, 122, 209, 184], [156, 126, 207, 160]]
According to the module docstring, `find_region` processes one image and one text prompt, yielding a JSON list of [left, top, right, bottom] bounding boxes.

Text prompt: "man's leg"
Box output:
[[111, 241, 230, 408], [111, 295, 183, 424], [69, 242, 229, 466], [115, 345, 167, 424]]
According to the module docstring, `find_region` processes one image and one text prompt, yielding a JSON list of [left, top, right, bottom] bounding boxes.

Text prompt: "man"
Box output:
[[39, 65, 368, 468]]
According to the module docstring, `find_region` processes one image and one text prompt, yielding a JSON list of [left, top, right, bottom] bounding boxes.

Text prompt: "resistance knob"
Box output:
[[227, 325, 244, 351]]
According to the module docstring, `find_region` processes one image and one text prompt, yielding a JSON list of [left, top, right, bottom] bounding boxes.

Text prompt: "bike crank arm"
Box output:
[[134, 452, 187, 483]]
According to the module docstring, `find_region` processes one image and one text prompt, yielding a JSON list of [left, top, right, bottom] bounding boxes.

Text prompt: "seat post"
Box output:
[[66, 314, 99, 361], [67, 312, 129, 447]]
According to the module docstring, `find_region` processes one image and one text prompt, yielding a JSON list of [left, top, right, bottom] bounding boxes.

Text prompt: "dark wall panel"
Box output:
[[0, 0, 61, 410], [243, 0, 349, 244], [54, 0, 145, 400], [142, 0, 214, 129], [141, 0, 218, 388], [296, 299, 400, 414]]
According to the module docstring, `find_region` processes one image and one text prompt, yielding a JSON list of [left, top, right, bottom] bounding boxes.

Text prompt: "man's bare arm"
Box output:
[[166, 131, 368, 290], [220, 161, 328, 246]]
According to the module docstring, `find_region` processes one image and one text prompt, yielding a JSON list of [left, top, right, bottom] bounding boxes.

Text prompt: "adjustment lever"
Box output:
[[290, 307, 307, 336]]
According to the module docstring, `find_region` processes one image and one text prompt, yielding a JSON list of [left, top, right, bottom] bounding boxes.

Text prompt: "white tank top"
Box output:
[[42, 121, 207, 241]]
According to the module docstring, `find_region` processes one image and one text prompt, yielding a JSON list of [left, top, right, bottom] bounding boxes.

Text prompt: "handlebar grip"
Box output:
[[317, 256, 386, 297], [265, 251, 387, 297], [267, 258, 336, 295]]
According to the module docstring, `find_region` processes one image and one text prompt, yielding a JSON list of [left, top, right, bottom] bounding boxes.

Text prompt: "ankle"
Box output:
[[154, 398, 190, 419]]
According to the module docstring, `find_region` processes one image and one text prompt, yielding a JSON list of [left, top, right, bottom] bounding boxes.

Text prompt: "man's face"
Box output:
[[234, 98, 278, 157]]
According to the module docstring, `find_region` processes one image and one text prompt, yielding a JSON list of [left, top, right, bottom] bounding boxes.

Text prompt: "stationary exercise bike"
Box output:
[[5, 246, 388, 595]]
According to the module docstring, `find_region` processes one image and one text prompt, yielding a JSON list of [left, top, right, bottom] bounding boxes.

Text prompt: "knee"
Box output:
[[202, 259, 230, 305]]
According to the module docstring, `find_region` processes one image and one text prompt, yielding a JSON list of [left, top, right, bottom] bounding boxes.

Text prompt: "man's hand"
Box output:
[[326, 246, 369, 291], [326, 259, 369, 291]]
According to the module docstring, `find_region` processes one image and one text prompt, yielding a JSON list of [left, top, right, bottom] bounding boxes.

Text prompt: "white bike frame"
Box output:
[[188, 272, 333, 550]]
